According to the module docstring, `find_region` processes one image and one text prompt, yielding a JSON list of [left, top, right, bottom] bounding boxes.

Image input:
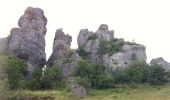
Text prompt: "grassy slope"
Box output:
[[9, 83, 170, 100]]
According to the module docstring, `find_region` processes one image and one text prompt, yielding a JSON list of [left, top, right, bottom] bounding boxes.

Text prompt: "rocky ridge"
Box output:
[[77, 24, 147, 69], [0, 7, 170, 97]]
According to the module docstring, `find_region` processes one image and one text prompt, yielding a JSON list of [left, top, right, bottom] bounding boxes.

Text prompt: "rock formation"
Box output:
[[150, 57, 170, 71], [0, 7, 47, 78], [47, 29, 87, 97], [77, 24, 147, 69]]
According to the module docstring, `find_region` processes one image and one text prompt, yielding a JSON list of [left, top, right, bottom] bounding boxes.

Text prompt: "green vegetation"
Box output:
[[5, 56, 28, 90], [75, 59, 114, 89], [5, 83, 170, 100], [76, 47, 90, 59], [99, 38, 125, 55], [27, 65, 61, 90], [114, 62, 168, 85]]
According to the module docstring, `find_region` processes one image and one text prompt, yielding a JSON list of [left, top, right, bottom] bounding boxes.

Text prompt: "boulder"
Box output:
[[150, 57, 170, 71], [7, 7, 47, 78]]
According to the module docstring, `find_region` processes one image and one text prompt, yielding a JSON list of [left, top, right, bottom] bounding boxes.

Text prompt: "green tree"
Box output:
[[42, 65, 61, 89], [75, 59, 114, 88], [148, 64, 168, 85], [5, 56, 27, 90]]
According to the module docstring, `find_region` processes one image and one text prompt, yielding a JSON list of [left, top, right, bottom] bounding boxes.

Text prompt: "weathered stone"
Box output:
[[96, 24, 114, 41], [109, 44, 146, 69], [7, 7, 47, 78], [47, 29, 87, 97], [150, 57, 170, 71], [47, 28, 72, 67], [67, 77, 87, 98], [77, 29, 92, 47], [77, 24, 147, 69]]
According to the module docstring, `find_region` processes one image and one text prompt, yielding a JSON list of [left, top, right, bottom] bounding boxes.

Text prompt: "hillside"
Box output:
[[0, 7, 170, 100]]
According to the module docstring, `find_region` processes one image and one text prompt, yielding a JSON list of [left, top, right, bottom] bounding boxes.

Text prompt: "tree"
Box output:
[[5, 56, 27, 90], [148, 64, 168, 85], [75, 59, 114, 88]]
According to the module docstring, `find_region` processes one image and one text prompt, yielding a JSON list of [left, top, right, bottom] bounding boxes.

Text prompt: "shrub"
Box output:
[[75, 59, 114, 88], [26, 67, 42, 90], [0, 55, 9, 98], [114, 62, 150, 83], [41, 65, 61, 89], [114, 62, 169, 85], [27, 65, 61, 90], [148, 64, 168, 85], [99, 38, 125, 55], [5, 56, 27, 90], [76, 47, 90, 59]]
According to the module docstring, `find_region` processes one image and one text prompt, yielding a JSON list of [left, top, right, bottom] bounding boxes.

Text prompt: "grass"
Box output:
[[6, 83, 170, 100]]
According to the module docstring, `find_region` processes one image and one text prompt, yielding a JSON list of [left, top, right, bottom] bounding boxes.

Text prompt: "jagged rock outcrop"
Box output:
[[109, 44, 146, 69], [6, 7, 47, 78], [47, 29, 71, 67], [47, 29, 87, 97], [0, 37, 8, 54], [77, 24, 146, 69], [150, 57, 170, 71]]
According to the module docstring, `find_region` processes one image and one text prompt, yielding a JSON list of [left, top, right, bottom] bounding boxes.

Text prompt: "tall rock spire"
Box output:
[[7, 7, 47, 78]]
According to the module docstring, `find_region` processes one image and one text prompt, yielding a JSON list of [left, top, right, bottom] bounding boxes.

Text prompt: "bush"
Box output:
[[99, 38, 125, 55], [75, 59, 114, 88], [113, 62, 169, 85], [76, 47, 90, 59], [5, 56, 28, 90], [148, 64, 168, 85], [27, 65, 61, 90], [114, 62, 150, 83], [26, 67, 42, 90], [41, 65, 61, 89], [0, 55, 9, 98]]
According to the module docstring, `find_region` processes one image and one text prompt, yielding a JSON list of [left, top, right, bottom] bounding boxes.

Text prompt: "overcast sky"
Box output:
[[0, 0, 170, 62]]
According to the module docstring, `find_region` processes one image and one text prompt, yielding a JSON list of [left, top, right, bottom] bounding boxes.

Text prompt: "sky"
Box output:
[[0, 0, 170, 62]]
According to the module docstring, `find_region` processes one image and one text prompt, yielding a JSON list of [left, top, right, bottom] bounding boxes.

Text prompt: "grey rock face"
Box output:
[[47, 29, 72, 67], [77, 24, 147, 69], [96, 24, 114, 41], [150, 57, 170, 71], [47, 29, 87, 97], [109, 44, 146, 69], [77, 29, 92, 47], [7, 7, 47, 77], [0, 37, 8, 54]]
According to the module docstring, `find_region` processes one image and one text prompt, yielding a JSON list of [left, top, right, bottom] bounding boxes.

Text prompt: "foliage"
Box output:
[[75, 59, 114, 88], [76, 47, 90, 59], [0, 55, 9, 99], [148, 64, 168, 85], [42, 65, 61, 89], [113, 62, 169, 85], [26, 67, 42, 90], [99, 38, 125, 55], [5, 56, 28, 90], [27, 65, 61, 90]]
